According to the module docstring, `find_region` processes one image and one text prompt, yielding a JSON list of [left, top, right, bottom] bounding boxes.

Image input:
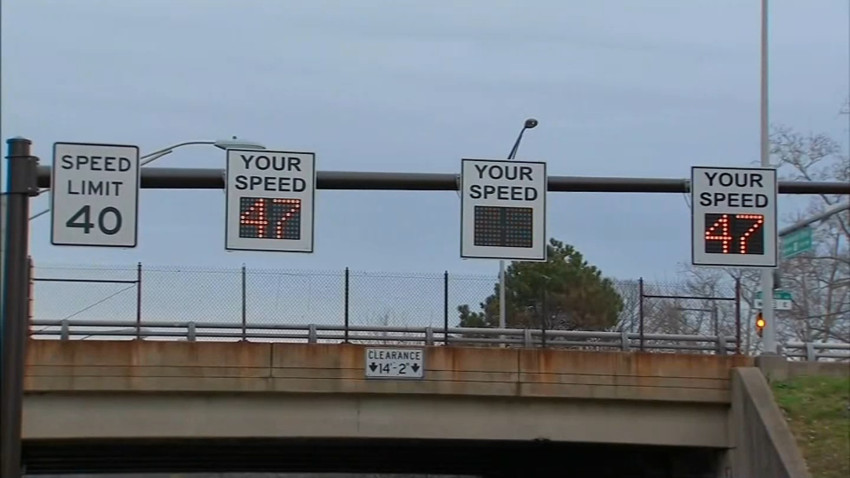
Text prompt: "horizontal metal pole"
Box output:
[[35, 166, 850, 194], [642, 294, 736, 301], [31, 278, 138, 284], [786, 341, 850, 350], [779, 201, 850, 236]]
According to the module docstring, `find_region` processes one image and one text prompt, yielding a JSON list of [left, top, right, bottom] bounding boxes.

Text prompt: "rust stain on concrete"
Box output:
[[24, 339, 755, 402]]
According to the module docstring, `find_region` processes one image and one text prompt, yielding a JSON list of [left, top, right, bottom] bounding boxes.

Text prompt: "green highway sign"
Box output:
[[755, 289, 793, 311], [781, 226, 813, 259]]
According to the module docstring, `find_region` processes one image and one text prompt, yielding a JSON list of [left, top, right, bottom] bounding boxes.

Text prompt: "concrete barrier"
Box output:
[[727, 367, 812, 478]]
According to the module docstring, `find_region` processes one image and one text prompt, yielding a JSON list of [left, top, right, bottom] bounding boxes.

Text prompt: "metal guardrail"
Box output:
[[28, 320, 850, 360], [783, 341, 850, 362], [30, 319, 743, 354]]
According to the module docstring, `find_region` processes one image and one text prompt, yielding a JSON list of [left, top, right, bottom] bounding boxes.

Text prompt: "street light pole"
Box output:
[[27, 137, 265, 221], [759, 0, 778, 355], [498, 118, 539, 330]]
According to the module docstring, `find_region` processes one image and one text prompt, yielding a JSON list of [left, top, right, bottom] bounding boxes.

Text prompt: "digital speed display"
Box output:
[[473, 205, 533, 248], [239, 197, 302, 240], [704, 213, 764, 255]]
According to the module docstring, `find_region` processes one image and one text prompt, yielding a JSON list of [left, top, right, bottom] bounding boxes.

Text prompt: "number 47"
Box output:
[[66, 205, 123, 235]]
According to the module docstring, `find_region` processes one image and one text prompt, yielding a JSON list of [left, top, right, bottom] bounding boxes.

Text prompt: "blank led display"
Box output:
[[239, 197, 301, 240], [704, 213, 764, 255], [473, 205, 533, 248]]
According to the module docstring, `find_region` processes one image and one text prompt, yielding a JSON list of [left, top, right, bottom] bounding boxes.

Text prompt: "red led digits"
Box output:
[[703, 213, 765, 255], [239, 197, 302, 240], [736, 214, 764, 254], [272, 198, 301, 239], [240, 198, 267, 237], [704, 214, 732, 253]]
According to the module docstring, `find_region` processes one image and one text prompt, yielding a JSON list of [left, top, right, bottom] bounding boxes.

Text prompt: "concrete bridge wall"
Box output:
[[23, 340, 751, 449]]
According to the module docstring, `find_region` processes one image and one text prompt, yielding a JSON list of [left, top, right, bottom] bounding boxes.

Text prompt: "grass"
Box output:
[[771, 374, 850, 478]]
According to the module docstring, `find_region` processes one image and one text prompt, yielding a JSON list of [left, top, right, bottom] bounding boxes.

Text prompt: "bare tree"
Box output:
[[769, 124, 849, 345]]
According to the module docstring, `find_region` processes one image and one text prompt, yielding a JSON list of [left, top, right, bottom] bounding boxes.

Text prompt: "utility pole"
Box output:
[[759, 0, 778, 355]]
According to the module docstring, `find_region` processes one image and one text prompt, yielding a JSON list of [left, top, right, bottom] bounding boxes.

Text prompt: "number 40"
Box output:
[[66, 205, 123, 235]]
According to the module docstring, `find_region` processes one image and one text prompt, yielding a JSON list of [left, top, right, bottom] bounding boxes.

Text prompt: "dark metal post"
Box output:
[[541, 289, 548, 348], [443, 271, 449, 346], [2, 137, 38, 478], [135, 262, 142, 337], [638, 277, 645, 352], [344, 267, 350, 343], [241, 264, 247, 341], [734, 277, 742, 355], [711, 302, 719, 338], [27, 256, 34, 327]]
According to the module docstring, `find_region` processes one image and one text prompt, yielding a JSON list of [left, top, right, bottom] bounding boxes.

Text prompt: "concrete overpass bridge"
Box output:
[[18, 334, 818, 477]]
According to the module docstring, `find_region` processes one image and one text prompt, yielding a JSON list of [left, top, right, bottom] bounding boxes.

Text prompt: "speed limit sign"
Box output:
[[50, 142, 140, 248]]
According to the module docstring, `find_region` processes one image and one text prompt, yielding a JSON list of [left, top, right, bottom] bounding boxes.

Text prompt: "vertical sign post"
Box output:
[[50, 142, 140, 248], [460, 158, 547, 261], [225, 149, 316, 252], [691, 166, 778, 268], [2, 137, 39, 478]]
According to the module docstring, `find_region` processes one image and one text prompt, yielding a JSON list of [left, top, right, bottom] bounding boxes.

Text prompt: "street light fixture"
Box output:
[[140, 137, 266, 166], [28, 137, 266, 221], [499, 118, 539, 330]]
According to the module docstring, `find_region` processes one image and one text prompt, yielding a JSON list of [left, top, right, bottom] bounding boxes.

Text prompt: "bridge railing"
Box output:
[[30, 319, 850, 360], [783, 341, 850, 362], [29, 318, 743, 355]]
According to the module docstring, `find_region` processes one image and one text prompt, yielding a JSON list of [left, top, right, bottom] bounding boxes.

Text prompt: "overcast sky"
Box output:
[[2, 0, 848, 284]]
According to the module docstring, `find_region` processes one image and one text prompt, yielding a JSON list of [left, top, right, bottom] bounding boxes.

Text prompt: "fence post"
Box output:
[[443, 270, 449, 346], [27, 256, 33, 330], [344, 267, 350, 343], [541, 289, 548, 348], [638, 277, 645, 352], [60, 319, 70, 341], [805, 342, 816, 362], [135, 262, 142, 338], [241, 264, 247, 341], [734, 277, 742, 355]]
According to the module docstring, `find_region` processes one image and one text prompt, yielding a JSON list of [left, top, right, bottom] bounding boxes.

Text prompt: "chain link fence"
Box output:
[[29, 262, 737, 349], [30, 263, 496, 339], [636, 277, 741, 353], [30, 263, 140, 324]]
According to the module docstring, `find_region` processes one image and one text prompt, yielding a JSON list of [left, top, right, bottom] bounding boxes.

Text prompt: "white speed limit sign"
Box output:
[[50, 142, 140, 248]]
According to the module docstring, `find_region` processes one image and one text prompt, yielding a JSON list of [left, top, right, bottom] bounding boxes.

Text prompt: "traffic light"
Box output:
[[755, 313, 766, 337]]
